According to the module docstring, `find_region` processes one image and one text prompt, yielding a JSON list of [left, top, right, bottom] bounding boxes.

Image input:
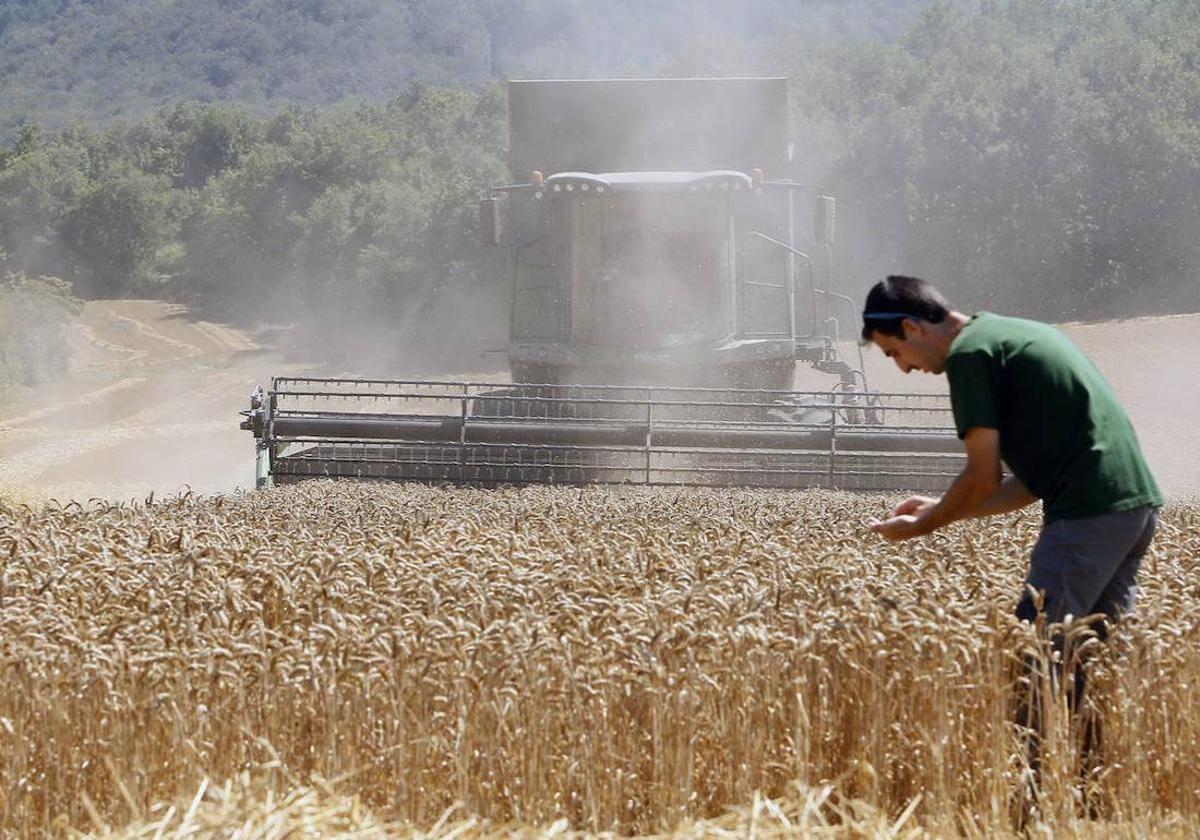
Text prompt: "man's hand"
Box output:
[[867, 428, 1003, 542], [867, 495, 939, 541], [868, 512, 930, 541], [889, 495, 939, 518]]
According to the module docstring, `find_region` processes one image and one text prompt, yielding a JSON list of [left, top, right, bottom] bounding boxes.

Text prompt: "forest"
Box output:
[[1, 0, 1198, 389], [0, 0, 953, 139]]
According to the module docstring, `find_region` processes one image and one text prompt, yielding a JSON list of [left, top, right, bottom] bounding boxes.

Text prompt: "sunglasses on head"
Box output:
[[861, 311, 912, 320]]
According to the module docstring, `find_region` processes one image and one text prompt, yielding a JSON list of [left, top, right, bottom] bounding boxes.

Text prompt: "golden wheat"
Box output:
[[1, 483, 1198, 837]]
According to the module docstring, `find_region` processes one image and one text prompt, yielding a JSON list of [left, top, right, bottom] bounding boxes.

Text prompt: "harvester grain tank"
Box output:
[[241, 78, 961, 490]]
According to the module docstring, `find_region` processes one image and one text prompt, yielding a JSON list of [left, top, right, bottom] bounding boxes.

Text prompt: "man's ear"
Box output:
[[900, 317, 922, 340]]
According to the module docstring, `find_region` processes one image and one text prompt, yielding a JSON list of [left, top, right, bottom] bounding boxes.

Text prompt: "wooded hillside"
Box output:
[[0, 0, 947, 140]]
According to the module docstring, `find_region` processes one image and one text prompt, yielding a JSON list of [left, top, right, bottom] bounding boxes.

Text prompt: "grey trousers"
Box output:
[[1011, 505, 1157, 804], [1015, 504, 1158, 628]]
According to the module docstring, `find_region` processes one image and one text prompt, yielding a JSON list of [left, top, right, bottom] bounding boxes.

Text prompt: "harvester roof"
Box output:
[[541, 170, 753, 194]]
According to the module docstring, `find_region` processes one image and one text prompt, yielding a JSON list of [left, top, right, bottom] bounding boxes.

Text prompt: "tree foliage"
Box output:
[[783, 0, 1200, 316], [0, 85, 507, 363], [0, 0, 951, 141]]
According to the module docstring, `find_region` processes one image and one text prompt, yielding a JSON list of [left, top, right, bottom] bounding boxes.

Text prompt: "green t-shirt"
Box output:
[[945, 312, 1161, 522]]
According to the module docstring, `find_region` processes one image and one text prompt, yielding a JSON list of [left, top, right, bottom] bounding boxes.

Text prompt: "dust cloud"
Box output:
[[319, 2, 954, 384], [0, 300, 301, 502]]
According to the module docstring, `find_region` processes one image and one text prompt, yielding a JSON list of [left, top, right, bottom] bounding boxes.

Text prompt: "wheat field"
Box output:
[[1, 482, 1199, 837]]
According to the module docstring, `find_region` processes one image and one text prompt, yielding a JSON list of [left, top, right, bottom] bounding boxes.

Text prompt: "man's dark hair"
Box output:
[[860, 275, 952, 341]]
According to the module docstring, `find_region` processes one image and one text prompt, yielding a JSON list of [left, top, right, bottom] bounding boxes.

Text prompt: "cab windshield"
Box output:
[[572, 194, 730, 350]]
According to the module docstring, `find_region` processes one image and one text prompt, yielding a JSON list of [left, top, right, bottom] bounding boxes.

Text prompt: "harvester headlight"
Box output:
[[565, 183, 575, 191], [595, 186, 605, 193], [581, 183, 590, 191], [691, 173, 753, 192], [553, 184, 562, 192]]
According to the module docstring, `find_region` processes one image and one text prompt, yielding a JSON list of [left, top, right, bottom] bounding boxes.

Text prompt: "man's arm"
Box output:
[[869, 427, 1008, 540], [877, 473, 1036, 524], [972, 474, 1037, 517]]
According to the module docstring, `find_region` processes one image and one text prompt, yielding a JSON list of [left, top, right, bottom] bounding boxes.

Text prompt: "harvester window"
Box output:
[[572, 195, 729, 350], [512, 211, 569, 340]]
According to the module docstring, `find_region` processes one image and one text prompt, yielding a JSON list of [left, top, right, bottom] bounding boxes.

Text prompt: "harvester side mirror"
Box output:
[[815, 195, 836, 246], [479, 197, 500, 246]]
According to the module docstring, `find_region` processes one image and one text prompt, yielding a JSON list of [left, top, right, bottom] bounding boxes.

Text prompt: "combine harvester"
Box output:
[[241, 78, 962, 491]]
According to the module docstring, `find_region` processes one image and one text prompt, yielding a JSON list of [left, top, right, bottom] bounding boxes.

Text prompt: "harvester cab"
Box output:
[[483, 167, 868, 406], [241, 78, 962, 490], [485, 79, 869, 396]]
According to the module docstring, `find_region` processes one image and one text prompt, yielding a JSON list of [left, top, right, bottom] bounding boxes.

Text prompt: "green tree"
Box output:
[[0, 135, 90, 283], [61, 167, 178, 297], [782, 0, 1200, 317]]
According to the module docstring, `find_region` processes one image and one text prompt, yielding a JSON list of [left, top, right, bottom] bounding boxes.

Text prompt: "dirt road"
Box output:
[[1, 301, 1195, 501], [0, 300, 302, 502]]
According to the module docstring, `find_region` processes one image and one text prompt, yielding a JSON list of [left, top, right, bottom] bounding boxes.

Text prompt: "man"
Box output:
[[861, 275, 1160, 629]]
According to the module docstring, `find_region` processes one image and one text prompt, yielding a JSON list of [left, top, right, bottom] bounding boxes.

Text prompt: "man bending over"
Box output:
[[861, 275, 1160, 630]]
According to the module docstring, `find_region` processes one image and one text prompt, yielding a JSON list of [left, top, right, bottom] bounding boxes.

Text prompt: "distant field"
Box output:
[[2, 483, 1198, 836]]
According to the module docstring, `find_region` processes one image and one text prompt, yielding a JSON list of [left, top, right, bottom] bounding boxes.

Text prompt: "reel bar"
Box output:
[[270, 414, 961, 454], [271, 375, 950, 401], [272, 390, 954, 416]]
